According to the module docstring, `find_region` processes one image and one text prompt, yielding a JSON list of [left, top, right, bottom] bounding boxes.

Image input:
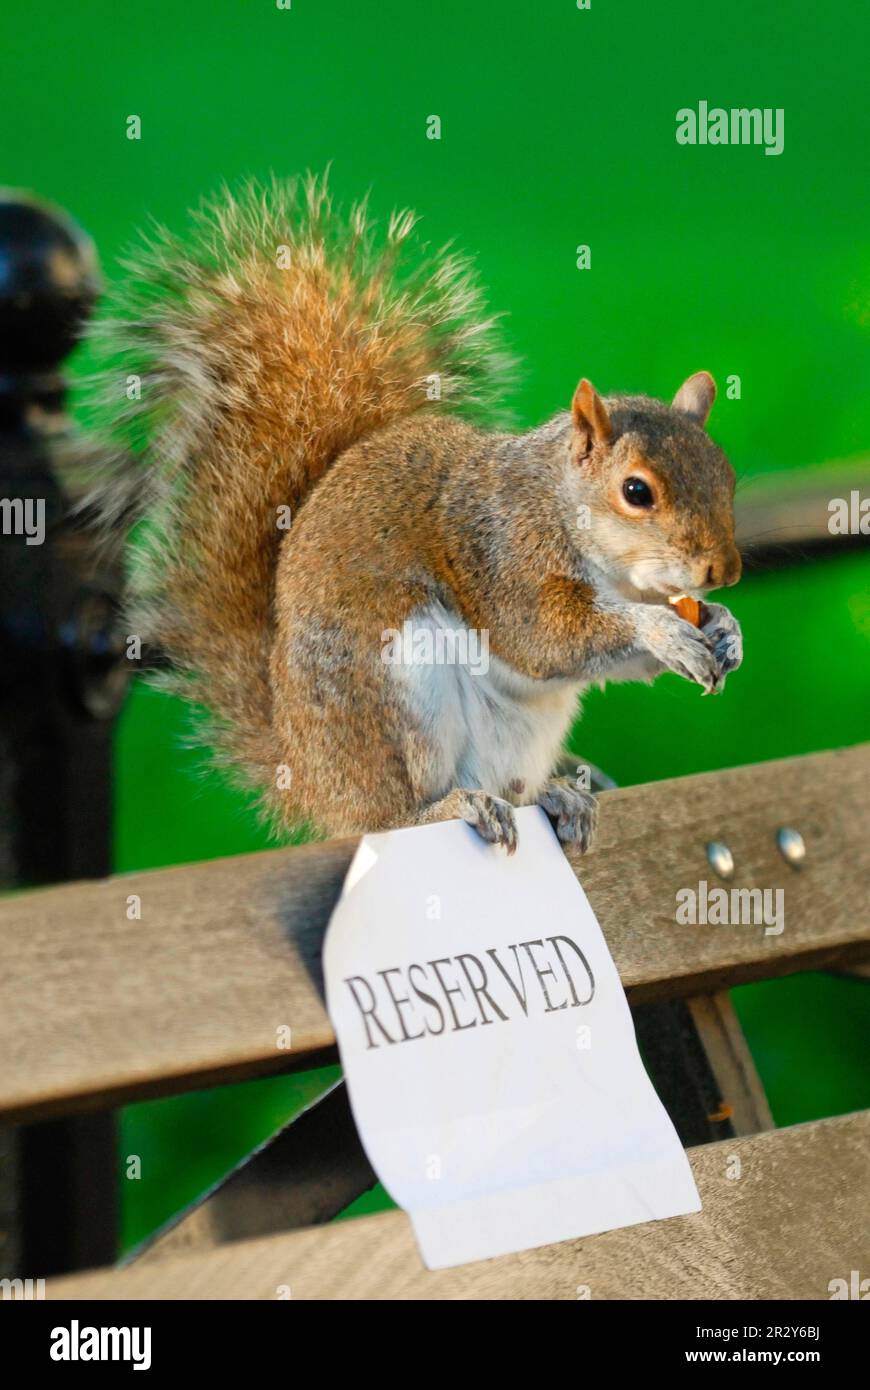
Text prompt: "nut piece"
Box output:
[[669, 594, 702, 627]]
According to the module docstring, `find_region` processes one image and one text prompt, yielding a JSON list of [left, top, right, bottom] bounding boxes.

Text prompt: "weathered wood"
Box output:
[[125, 997, 771, 1263], [735, 457, 870, 556], [686, 992, 774, 1135], [131, 757, 770, 1265], [48, 1111, 870, 1300], [1, 744, 868, 1123], [839, 962, 870, 981]]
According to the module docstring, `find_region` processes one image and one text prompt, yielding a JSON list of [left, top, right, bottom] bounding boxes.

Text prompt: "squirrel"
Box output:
[[79, 173, 743, 855]]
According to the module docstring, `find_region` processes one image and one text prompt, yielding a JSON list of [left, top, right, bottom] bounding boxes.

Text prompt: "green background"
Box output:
[[2, 0, 867, 1251]]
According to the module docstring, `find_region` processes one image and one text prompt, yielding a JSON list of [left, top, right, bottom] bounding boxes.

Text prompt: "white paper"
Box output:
[[323, 805, 701, 1270]]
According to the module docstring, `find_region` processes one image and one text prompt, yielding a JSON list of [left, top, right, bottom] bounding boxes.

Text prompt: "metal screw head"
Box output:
[[777, 827, 806, 867], [706, 841, 735, 880]]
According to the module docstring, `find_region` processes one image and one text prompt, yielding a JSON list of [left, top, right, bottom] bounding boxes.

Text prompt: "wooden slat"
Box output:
[[686, 993, 774, 1134], [48, 1111, 870, 1299], [126, 994, 773, 1266], [840, 962, 870, 980], [1, 744, 868, 1123], [735, 457, 870, 554]]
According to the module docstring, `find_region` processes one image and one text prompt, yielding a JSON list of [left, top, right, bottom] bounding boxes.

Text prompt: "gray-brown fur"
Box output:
[[78, 177, 743, 851]]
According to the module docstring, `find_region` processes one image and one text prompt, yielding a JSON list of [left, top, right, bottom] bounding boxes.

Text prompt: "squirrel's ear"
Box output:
[[672, 371, 716, 427], [572, 379, 612, 460]]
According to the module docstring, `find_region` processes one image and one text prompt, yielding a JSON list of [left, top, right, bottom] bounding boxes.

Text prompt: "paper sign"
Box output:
[[323, 805, 701, 1270]]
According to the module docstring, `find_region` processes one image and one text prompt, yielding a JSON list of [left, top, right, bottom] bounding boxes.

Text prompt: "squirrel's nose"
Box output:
[[700, 546, 742, 590]]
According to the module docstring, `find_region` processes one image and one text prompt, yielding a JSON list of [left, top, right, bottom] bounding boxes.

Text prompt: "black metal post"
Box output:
[[0, 193, 130, 1280]]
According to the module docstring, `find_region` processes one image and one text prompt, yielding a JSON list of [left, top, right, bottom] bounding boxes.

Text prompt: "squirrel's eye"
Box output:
[[622, 476, 655, 509]]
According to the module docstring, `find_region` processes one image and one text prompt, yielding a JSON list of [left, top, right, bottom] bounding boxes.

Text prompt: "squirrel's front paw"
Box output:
[[636, 605, 719, 694], [701, 602, 743, 690], [537, 779, 598, 852]]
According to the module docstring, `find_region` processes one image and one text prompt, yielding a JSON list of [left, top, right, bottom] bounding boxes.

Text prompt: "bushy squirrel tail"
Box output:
[[78, 172, 513, 818]]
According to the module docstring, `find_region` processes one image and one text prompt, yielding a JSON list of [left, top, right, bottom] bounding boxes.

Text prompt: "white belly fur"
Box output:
[[388, 602, 582, 800]]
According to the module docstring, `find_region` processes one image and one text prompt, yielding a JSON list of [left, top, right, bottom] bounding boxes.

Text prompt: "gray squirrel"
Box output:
[[82, 174, 743, 853]]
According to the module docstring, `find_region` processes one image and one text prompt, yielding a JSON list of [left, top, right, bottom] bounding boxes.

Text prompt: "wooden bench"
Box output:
[[0, 743, 868, 1297], [49, 1114, 870, 1300]]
